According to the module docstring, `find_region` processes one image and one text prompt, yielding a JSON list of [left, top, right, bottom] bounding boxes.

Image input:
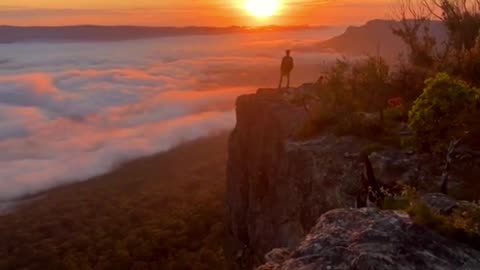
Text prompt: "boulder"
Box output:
[[259, 208, 480, 270]]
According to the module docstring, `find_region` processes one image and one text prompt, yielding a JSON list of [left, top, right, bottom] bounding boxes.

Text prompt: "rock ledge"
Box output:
[[259, 208, 480, 270]]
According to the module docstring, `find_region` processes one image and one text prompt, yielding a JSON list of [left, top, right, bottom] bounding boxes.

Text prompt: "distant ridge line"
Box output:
[[0, 25, 330, 43]]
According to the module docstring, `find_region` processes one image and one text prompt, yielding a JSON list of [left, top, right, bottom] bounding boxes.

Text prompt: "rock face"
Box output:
[[258, 208, 480, 270], [225, 89, 368, 269], [314, 20, 447, 61], [225, 88, 480, 269]]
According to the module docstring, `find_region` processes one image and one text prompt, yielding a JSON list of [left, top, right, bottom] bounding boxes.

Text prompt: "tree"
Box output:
[[457, 35, 480, 84], [393, 0, 480, 85], [390, 57, 430, 102], [423, 0, 480, 52], [408, 72, 479, 152], [355, 56, 391, 123], [324, 59, 351, 112], [392, 0, 438, 68]]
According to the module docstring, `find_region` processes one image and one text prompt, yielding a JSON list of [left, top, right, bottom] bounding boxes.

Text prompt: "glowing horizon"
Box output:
[[0, 0, 391, 26]]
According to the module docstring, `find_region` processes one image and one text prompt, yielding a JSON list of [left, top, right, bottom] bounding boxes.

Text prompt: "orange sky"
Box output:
[[0, 0, 392, 26]]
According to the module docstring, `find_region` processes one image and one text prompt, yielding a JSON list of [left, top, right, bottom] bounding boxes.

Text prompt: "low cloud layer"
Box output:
[[0, 29, 340, 200]]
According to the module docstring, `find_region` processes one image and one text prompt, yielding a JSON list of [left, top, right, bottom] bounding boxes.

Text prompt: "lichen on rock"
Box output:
[[259, 208, 480, 270]]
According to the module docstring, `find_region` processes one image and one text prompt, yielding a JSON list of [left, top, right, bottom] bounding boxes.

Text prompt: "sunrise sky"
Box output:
[[0, 0, 391, 26]]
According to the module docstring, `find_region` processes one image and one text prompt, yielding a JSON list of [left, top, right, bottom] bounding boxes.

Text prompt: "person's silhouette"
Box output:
[[279, 50, 294, 89]]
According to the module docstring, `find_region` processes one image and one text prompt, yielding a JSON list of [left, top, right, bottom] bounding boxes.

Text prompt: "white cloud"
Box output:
[[0, 29, 338, 200]]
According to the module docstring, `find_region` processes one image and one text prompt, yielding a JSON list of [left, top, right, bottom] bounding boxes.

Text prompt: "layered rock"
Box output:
[[258, 208, 480, 270], [225, 88, 480, 269], [225, 89, 366, 269]]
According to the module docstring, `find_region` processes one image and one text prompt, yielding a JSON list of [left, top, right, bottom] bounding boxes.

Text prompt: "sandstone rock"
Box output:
[[226, 89, 370, 269], [259, 208, 480, 270], [368, 151, 442, 189], [226, 88, 480, 269]]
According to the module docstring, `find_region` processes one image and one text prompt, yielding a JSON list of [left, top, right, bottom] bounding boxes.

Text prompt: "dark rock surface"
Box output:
[[225, 89, 370, 269], [422, 193, 459, 215], [258, 208, 480, 270]]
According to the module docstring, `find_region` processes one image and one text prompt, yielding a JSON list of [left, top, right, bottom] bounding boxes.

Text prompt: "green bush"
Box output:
[[408, 73, 480, 152]]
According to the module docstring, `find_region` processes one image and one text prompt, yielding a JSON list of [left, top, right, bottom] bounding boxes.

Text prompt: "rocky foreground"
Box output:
[[258, 207, 480, 270], [225, 87, 480, 269]]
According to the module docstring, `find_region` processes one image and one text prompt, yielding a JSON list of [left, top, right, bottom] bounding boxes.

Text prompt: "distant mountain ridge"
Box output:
[[0, 25, 325, 43], [299, 19, 447, 60]]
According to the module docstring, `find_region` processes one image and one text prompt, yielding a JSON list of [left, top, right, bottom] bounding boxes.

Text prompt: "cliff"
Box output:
[[226, 87, 480, 269], [298, 20, 447, 61]]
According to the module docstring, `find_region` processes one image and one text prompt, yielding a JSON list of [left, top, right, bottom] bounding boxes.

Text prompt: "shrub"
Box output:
[[407, 195, 480, 250], [384, 106, 407, 122], [313, 56, 393, 118], [295, 105, 336, 140], [324, 59, 351, 112], [353, 56, 391, 122], [454, 39, 480, 86], [334, 113, 385, 139], [385, 187, 480, 250], [408, 73, 480, 152]]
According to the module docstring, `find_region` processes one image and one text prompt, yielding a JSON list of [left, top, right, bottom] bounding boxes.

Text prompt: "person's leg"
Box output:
[[286, 73, 290, 88], [278, 73, 283, 89]]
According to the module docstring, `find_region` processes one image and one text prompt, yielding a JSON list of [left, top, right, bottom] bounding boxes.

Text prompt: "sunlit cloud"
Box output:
[[0, 29, 340, 200]]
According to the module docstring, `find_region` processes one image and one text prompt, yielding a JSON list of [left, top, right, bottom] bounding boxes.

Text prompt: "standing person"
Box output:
[[279, 50, 294, 89]]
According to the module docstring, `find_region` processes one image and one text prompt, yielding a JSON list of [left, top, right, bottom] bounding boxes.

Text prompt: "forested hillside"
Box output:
[[0, 134, 228, 270]]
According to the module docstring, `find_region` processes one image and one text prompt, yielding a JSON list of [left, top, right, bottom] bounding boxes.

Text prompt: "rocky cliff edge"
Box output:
[[225, 87, 480, 270]]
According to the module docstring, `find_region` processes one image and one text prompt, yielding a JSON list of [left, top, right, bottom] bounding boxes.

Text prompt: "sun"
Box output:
[[243, 0, 282, 18]]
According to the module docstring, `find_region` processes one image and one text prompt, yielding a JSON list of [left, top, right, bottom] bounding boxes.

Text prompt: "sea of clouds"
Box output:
[[0, 28, 342, 200]]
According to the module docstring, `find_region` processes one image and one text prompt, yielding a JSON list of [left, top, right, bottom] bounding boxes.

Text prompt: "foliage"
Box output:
[[334, 113, 386, 139], [454, 38, 480, 85], [295, 106, 336, 140], [399, 136, 416, 150], [408, 72, 479, 151], [353, 56, 392, 121], [305, 55, 395, 130], [320, 56, 392, 118], [383, 186, 480, 250], [393, 0, 480, 86], [323, 58, 353, 113], [392, 18, 437, 68], [294, 56, 406, 141], [390, 58, 430, 103], [0, 135, 229, 270], [407, 191, 480, 250], [384, 106, 408, 122], [436, 0, 480, 52]]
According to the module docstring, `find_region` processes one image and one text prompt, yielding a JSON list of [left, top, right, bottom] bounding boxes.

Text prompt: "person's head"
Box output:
[[286, 50, 291, 56]]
